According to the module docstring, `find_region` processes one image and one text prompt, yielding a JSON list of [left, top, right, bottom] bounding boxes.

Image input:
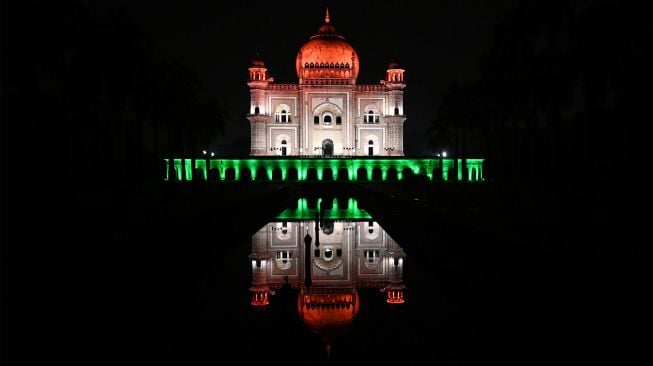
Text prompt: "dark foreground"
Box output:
[[7, 180, 639, 365]]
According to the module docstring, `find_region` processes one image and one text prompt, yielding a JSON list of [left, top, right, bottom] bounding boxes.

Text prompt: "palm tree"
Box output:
[[479, 0, 579, 185]]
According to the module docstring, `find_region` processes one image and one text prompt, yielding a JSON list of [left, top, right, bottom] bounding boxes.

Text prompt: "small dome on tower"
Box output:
[[388, 57, 401, 69], [251, 53, 266, 67]]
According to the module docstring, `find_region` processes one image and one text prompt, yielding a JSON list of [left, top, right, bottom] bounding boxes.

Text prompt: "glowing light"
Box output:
[[442, 151, 447, 157], [202, 150, 207, 155], [210, 152, 215, 157], [251, 291, 270, 306], [276, 197, 371, 220], [386, 290, 405, 304], [298, 289, 360, 332], [184, 160, 192, 181], [165, 157, 485, 182]]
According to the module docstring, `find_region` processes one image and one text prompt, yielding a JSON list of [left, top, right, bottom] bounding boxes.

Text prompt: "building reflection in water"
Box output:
[[248, 198, 406, 354]]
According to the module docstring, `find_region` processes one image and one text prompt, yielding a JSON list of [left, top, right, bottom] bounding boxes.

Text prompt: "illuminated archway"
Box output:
[[323, 168, 334, 181], [364, 135, 379, 156], [275, 134, 291, 156], [272, 167, 283, 181]]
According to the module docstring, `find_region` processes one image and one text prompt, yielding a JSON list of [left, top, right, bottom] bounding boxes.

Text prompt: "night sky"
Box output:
[[87, 0, 524, 154]]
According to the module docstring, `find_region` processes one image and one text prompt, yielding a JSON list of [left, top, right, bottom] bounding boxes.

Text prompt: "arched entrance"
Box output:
[[272, 167, 282, 181], [372, 167, 383, 181], [306, 168, 318, 181], [287, 167, 298, 181], [387, 168, 398, 181], [357, 167, 368, 181], [322, 168, 334, 181], [322, 139, 334, 157]]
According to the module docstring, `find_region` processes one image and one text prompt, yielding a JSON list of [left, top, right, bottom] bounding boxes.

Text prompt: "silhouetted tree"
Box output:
[[429, 0, 639, 189], [2, 1, 226, 186]]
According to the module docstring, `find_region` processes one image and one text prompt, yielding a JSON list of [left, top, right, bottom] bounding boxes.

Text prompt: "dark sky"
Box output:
[[89, 0, 521, 154]]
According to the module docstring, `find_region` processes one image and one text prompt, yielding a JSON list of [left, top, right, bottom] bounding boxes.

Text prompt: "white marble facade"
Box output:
[[249, 220, 405, 291], [247, 11, 406, 157]]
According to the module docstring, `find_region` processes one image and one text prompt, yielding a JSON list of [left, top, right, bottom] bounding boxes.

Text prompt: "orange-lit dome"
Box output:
[[295, 10, 359, 82], [388, 57, 401, 70], [297, 289, 359, 335], [250, 53, 265, 67]]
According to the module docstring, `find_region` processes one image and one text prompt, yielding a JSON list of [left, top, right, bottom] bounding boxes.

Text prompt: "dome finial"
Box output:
[[251, 52, 265, 67], [325, 8, 330, 23]]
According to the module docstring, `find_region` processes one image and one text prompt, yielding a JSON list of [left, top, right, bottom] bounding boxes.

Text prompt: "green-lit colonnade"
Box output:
[[164, 157, 484, 182]]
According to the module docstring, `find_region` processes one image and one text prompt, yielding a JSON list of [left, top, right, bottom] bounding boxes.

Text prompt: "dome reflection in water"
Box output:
[[249, 217, 405, 357]]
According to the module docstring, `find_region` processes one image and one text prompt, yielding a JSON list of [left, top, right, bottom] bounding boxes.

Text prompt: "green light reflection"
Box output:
[[277, 198, 371, 220]]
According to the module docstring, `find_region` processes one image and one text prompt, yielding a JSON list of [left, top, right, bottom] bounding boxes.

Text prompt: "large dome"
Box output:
[[295, 10, 359, 83], [297, 289, 359, 335]]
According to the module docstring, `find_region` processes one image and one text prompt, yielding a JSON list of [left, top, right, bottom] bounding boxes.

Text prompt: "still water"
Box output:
[[249, 209, 406, 357], [100, 186, 577, 365], [142, 195, 531, 364], [37, 188, 607, 365], [201, 197, 460, 363]]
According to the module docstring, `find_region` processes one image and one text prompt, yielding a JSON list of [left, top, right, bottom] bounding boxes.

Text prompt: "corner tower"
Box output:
[[382, 58, 407, 156], [247, 54, 271, 155]]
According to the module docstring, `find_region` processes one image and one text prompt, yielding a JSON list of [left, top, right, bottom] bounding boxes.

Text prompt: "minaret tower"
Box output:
[[247, 54, 271, 155], [382, 58, 407, 156], [384, 237, 406, 304], [249, 226, 271, 307]]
